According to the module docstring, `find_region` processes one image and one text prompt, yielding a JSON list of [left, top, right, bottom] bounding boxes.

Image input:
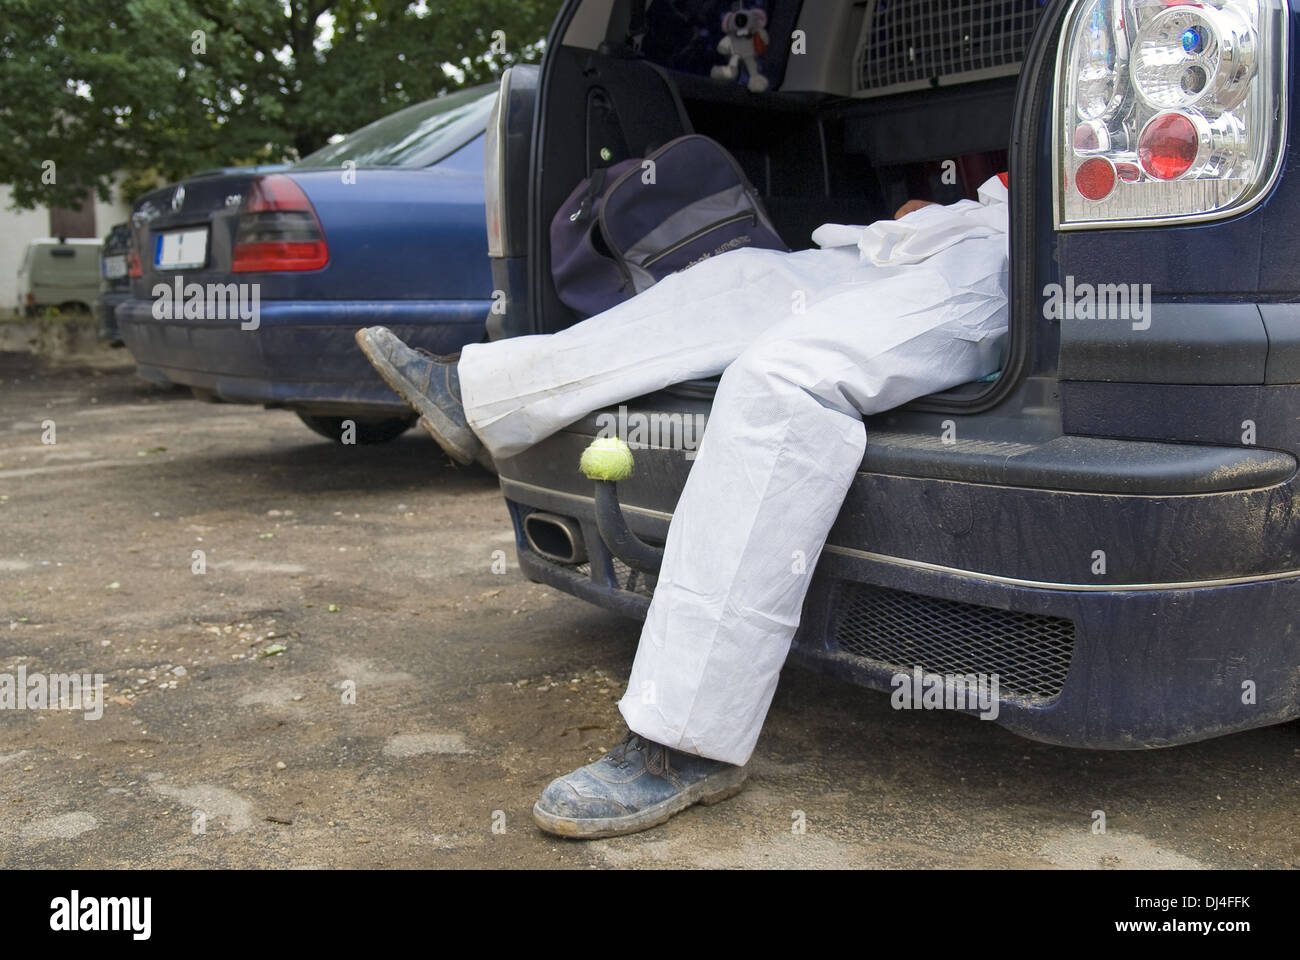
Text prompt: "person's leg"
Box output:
[[357, 244, 862, 462], [532, 234, 1007, 838], [461, 244, 872, 458], [620, 236, 1009, 764]]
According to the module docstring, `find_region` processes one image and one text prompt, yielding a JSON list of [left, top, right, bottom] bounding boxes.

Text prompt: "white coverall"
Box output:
[[459, 176, 1010, 765]]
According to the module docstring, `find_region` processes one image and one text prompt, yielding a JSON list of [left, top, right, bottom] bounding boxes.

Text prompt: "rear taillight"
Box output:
[[127, 250, 142, 278], [232, 175, 329, 272], [1054, 0, 1287, 229]]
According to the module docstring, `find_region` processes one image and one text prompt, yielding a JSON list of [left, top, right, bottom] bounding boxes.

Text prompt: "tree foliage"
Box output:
[[0, 0, 561, 208]]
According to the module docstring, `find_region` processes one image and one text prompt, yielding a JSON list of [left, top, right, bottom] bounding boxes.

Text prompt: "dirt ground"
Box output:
[[1, 343, 1297, 869]]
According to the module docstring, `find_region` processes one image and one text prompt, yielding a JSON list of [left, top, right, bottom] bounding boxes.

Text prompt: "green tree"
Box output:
[[0, 0, 560, 209]]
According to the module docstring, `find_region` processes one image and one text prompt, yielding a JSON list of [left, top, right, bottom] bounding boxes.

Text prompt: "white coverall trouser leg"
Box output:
[[458, 231, 1008, 767]]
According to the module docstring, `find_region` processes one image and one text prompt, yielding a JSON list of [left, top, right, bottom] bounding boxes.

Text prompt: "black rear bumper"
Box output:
[[497, 397, 1300, 749]]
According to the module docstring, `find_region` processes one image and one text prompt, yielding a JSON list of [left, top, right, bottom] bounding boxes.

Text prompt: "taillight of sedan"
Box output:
[[232, 175, 330, 272]]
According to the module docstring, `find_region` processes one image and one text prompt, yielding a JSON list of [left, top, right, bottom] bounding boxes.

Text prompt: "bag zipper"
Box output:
[[640, 212, 756, 268], [596, 134, 771, 291]]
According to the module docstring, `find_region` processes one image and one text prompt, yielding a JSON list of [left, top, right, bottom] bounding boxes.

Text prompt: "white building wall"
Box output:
[[0, 179, 133, 315]]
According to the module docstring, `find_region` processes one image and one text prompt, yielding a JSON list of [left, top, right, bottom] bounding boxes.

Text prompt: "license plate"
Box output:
[[155, 229, 208, 270], [102, 255, 127, 279]]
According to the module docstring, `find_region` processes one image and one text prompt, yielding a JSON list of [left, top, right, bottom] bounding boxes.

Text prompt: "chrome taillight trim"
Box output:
[[1052, 0, 1290, 232]]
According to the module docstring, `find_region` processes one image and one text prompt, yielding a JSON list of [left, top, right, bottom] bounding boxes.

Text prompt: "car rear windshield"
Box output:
[[293, 85, 496, 170]]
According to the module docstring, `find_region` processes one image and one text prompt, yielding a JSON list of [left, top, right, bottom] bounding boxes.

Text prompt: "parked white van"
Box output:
[[16, 238, 102, 315]]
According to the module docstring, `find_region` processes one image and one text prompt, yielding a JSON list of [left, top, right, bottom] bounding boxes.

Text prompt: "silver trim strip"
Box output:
[[502, 478, 1300, 593], [502, 477, 673, 521], [485, 68, 514, 258], [822, 544, 1300, 592]]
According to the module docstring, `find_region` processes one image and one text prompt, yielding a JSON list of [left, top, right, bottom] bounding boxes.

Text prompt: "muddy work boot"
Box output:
[[533, 731, 748, 839], [354, 326, 482, 465]]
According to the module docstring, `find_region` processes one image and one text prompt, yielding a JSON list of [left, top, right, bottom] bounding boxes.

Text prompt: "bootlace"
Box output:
[[607, 731, 672, 777]]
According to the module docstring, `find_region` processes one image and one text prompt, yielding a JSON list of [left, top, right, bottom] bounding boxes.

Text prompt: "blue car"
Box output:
[[116, 85, 497, 443], [488, 0, 1300, 748]]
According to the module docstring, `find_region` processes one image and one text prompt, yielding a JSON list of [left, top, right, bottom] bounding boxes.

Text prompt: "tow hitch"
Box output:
[[580, 438, 664, 575]]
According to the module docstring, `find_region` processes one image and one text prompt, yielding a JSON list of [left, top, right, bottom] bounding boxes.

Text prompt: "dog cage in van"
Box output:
[[854, 0, 1048, 97]]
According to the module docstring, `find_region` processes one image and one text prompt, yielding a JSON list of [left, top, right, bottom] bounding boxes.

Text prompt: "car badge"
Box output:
[[132, 201, 160, 227]]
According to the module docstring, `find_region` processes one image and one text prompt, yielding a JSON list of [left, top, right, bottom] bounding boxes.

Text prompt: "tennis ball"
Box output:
[[580, 436, 635, 482]]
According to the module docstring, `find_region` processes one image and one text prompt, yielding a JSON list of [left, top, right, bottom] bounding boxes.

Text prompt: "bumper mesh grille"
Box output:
[[833, 584, 1075, 701], [855, 0, 1046, 97], [576, 557, 657, 598]]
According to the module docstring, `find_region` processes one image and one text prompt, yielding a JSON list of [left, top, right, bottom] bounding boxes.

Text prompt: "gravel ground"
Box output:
[[1, 345, 1297, 869]]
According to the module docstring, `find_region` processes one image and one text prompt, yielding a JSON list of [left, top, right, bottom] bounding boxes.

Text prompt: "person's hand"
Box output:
[[894, 199, 937, 220]]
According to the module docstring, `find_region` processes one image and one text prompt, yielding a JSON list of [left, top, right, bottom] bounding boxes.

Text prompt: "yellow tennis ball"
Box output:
[[580, 436, 635, 481]]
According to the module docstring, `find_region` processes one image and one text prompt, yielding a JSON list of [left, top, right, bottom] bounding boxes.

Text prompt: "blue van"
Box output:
[[482, 0, 1300, 748]]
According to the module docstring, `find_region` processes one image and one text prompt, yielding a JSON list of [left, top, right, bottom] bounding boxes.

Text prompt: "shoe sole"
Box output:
[[531, 765, 748, 840], [355, 329, 481, 466]]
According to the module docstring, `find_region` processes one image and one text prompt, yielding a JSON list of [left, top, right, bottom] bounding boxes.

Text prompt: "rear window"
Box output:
[[294, 85, 496, 170], [27, 245, 100, 281]]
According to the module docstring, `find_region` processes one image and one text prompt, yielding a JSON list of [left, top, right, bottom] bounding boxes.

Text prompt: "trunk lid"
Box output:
[[129, 171, 269, 294]]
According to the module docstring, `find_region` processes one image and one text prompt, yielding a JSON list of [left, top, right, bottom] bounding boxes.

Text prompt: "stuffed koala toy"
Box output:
[[710, 4, 770, 93]]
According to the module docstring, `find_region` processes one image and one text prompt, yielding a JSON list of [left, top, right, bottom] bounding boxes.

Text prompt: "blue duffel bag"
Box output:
[[551, 134, 789, 319]]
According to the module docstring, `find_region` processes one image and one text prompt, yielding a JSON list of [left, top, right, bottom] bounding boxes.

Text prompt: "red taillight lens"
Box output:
[[127, 250, 142, 278], [232, 175, 328, 272], [1075, 156, 1118, 200], [1115, 161, 1142, 183], [1138, 111, 1200, 180]]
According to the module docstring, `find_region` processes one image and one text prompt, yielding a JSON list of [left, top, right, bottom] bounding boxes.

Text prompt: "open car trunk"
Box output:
[[500, 0, 1048, 560], [522, 0, 1032, 405], [502, 0, 1063, 561]]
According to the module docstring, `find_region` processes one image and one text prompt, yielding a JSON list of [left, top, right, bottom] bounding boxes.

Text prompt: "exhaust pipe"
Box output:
[[523, 512, 587, 565]]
